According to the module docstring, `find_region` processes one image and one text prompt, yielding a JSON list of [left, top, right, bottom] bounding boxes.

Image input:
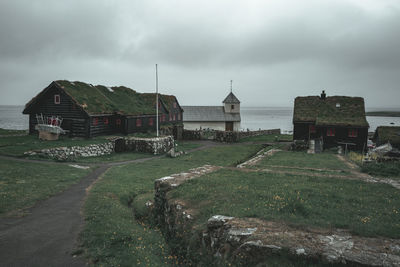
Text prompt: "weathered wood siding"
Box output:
[[26, 85, 89, 137]]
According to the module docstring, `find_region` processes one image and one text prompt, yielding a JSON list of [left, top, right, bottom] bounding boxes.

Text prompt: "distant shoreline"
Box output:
[[366, 111, 400, 117]]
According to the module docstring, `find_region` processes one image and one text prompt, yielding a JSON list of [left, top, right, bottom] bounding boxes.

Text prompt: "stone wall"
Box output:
[[154, 166, 400, 266], [24, 142, 114, 161], [182, 128, 281, 143], [24, 135, 174, 160]]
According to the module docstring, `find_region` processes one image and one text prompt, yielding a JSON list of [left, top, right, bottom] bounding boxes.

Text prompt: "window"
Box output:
[[116, 119, 121, 126], [327, 128, 335, 136], [173, 114, 176, 121], [54, 94, 60, 104], [231, 104, 234, 110], [348, 129, 358, 137], [309, 125, 316, 133], [136, 118, 142, 127], [103, 117, 109, 125], [93, 118, 98, 126], [173, 102, 177, 108], [178, 113, 181, 120], [149, 118, 153, 126]]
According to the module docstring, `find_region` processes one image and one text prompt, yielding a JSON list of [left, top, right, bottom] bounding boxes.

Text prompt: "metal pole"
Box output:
[[156, 64, 159, 137]]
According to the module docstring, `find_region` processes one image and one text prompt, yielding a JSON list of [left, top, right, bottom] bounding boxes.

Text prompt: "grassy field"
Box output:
[[361, 161, 400, 179], [0, 134, 109, 156], [0, 128, 27, 136], [80, 144, 262, 266], [254, 150, 350, 171], [170, 168, 400, 238], [239, 134, 293, 143], [0, 159, 91, 216]]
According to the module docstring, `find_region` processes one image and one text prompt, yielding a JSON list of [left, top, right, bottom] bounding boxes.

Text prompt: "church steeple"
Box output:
[[223, 81, 240, 113]]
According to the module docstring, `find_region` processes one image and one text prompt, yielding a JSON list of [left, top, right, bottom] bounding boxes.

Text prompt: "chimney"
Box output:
[[321, 90, 326, 100]]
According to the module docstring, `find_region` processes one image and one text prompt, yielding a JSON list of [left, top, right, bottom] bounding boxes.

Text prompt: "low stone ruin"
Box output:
[[154, 165, 400, 266]]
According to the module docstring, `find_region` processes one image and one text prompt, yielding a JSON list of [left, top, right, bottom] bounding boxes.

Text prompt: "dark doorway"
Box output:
[[225, 122, 233, 131]]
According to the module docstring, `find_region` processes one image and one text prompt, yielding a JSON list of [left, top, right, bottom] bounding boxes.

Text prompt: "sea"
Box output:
[[1, 105, 400, 133]]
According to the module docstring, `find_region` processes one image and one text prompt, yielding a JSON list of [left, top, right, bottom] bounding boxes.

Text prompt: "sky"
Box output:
[[0, 0, 399, 108]]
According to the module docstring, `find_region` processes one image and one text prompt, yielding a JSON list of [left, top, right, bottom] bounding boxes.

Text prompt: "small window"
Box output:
[[103, 117, 109, 125], [231, 104, 234, 110], [136, 118, 142, 127], [336, 103, 341, 108], [173, 102, 177, 108], [178, 113, 181, 120], [309, 125, 316, 133], [93, 118, 98, 126], [54, 94, 60, 104], [348, 129, 358, 137], [116, 119, 121, 126], [149, 118, 153, 126], [327, 128, 335, 136]]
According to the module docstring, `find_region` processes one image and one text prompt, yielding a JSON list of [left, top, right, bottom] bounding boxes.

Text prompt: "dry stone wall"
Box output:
[[24, 136, 174, 160]]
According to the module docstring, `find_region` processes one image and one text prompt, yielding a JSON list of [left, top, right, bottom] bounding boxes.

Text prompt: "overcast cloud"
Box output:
[[0, 0, 399, 108]]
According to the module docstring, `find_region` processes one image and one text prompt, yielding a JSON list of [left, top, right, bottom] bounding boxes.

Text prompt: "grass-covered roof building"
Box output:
[[23, 80, 183, 137], [293, 91, 369, 150]]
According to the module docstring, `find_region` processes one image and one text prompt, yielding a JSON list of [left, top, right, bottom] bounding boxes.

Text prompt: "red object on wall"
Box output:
[[103, 117, 109, 125], [136, 118, 142, 127], [93, 118, 98, 126], [327, 128, 335, 136], [309, 125, 316, 133]]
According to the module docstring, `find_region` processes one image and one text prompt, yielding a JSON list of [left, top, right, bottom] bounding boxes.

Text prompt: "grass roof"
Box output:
[[293, 95, 369, 127], [375, 126, 400, 145], [56, 80, 177, 115]]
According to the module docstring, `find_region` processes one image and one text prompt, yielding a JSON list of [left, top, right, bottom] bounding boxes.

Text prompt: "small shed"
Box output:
[[373, 126, 400, 149], [23, 80, 183, 138], [293, 91, 369, 150]]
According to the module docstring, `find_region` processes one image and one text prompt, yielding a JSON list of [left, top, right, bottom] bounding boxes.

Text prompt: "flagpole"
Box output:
[[156, 64, 159, 137]]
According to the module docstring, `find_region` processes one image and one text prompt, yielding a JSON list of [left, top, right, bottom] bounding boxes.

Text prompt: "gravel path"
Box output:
[[0, 140, 220, 266]]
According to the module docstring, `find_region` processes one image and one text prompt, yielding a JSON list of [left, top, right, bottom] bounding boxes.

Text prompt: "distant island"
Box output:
[[366, 111, 400, 117]]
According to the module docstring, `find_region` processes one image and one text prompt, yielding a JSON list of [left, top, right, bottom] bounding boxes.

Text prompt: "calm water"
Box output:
[[1, 105, 399, 133]]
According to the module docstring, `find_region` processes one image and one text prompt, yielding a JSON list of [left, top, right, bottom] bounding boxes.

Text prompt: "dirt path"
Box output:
[[0, 140, 222, 266]]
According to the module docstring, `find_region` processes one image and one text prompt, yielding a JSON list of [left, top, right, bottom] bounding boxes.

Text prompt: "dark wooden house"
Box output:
[[23, 80, 183, 138], [293, 91, 369, 150], [373, 126, 400, 149]]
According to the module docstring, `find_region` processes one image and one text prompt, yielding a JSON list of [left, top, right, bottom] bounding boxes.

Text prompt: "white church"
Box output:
[[182, 90, 241, 131]]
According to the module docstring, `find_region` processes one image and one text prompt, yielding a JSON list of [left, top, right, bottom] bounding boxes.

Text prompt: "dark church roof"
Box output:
[[293, 95, 369, 127], [182, 106, 240, 122], [222, 92, 240, 104], [23, 80, 180, 116]]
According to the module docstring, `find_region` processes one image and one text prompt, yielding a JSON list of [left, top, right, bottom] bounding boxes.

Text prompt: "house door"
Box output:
[[225, 122, 233, 131]]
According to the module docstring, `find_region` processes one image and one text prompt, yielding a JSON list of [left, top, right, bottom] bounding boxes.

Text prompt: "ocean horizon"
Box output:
[[1, 105, 399, 133]]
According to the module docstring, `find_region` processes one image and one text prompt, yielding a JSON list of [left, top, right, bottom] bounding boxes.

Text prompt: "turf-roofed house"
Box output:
[[23, 80, 183, 138], [293, 90, 369, 150]]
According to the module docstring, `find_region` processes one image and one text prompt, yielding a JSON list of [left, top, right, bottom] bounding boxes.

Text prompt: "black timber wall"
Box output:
[[26, 85, 89, 137]]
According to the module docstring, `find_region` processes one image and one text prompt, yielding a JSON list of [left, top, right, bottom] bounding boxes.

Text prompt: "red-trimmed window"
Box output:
[[327, 128, 335, 136], [93, 118, 98, 126], [149, 118, 153, 126], [54, 94, 60, 104], [348, 129, 358, 137], [103, 117, 109, 125], [116, 119, 121, 126], [136, 118, 142, 127], [309, 125, 316, 133]]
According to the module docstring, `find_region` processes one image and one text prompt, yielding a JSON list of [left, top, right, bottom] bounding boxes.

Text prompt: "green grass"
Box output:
[[73, 151, 154, 163], [255, 151, 350, 171], [0, 159, 91, 215], [361, 162, 400, 179], [175, 141, 202, 152], [0, 134, 109, 156], [81, 144, 262, 265], [0, 128, 27, 136], [170, 169, 400, 238], [240, 134, 293, 143]]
